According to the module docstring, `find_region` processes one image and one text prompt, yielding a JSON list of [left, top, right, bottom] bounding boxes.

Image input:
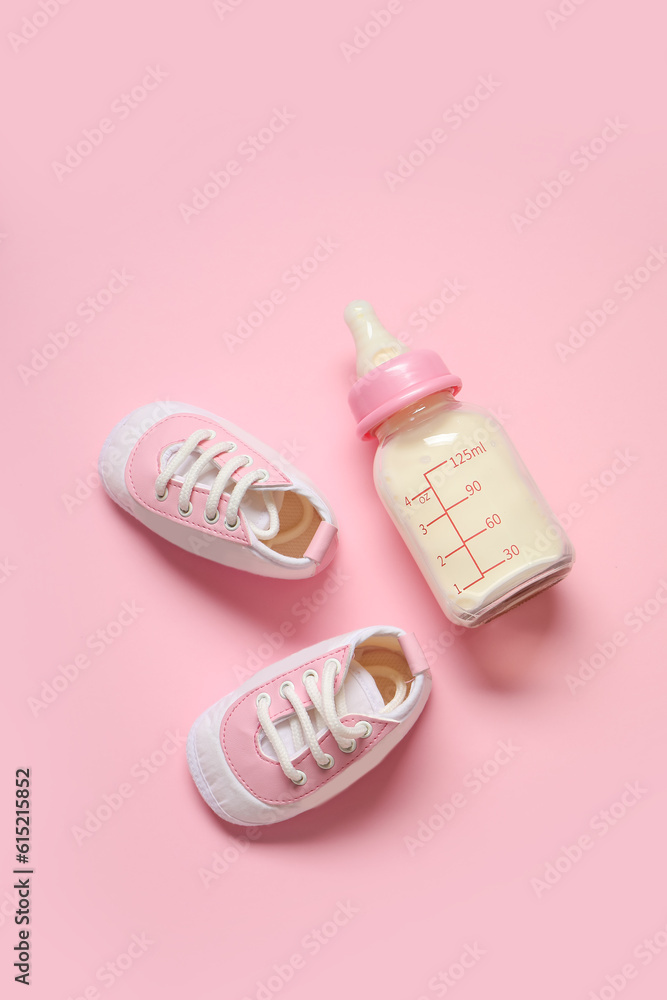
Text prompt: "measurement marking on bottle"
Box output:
[[446, 496, 470, 512], [482, 560, 506, 574], [443, 527, 488, 559], [465, 528, 487, 543], [425, 473, 485, 579], [421, 472, 512, 592], [425, 441, 487, 476]]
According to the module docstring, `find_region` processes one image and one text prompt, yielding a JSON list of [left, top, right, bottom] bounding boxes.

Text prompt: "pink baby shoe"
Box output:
[[187, 626, 431, 825], [99, 402, 338, 579]]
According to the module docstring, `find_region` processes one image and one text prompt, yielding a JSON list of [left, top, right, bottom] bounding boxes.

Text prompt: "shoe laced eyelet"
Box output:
[[255, 692, 271, 708], [225, 441, 238, 453], [178, 501, 193, 518], [324, 657, 341, 674], [225, 516, 240, 531], [255, 468, 269, 483], [341, 739, 357, 754], [319, 754, 335, 769], [302, 669, 318, 684], [203, 509, 220, 525], [359, 722, 373, 738], [280, 681, 294, 699], [155, 487, 169, 502], [291, 770, 307, 785]]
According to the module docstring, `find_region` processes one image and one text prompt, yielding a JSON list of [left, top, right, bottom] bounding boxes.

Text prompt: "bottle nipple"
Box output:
[[344, 300, 409, 377]]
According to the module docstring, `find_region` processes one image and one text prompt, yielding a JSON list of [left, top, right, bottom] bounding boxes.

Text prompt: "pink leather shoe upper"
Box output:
[[303, 521, 338, 564], [126, 414, 292, 545], [219, 643, 398, 805]]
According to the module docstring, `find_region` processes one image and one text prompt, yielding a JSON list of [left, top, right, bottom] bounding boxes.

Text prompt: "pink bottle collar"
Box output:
[[348, 349, 462, 440]]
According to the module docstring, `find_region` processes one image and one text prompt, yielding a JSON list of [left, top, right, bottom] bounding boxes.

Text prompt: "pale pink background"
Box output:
[[2, 1, 667, 998]]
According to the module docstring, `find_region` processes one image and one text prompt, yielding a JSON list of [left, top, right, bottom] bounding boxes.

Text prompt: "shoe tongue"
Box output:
[[258, 659, 384, 761], [344, 660, 385, 715], [241, 489, 283, 532]]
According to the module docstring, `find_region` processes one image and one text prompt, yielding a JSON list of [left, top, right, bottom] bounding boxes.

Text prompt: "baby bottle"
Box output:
[[345, 301, 574, 627]]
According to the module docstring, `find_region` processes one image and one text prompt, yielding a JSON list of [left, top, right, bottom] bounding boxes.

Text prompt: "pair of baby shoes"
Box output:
[[100, 402, 431, 825]]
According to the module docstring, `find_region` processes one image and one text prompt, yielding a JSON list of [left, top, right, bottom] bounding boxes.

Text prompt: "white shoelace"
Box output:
[[154, 428, 280, 539], [256, 657, 406, 785]]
